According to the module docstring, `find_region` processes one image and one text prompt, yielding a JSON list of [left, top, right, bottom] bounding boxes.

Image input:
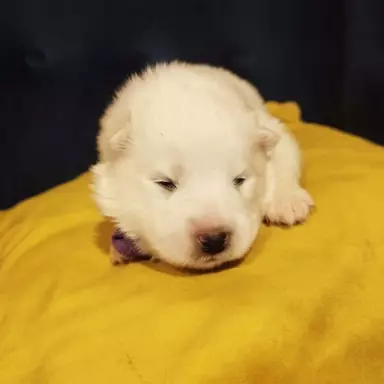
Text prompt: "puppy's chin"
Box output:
[[150, 237, 254, 274], [161, 256, 245, 274]]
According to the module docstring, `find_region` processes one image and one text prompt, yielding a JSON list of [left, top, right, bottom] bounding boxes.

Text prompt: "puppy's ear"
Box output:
[[255, 128, 280, 155], [97, 100, 131, 162], [90, 162, 118, 217], [108, 126, 130, 152], [253, 111, 281, 157]]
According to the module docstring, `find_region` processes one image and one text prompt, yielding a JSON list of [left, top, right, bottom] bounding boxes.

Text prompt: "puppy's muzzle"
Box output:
[[197, 231, 231, 255]]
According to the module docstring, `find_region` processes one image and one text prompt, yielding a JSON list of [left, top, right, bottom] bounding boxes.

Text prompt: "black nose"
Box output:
[[198, 231, 230, 255]]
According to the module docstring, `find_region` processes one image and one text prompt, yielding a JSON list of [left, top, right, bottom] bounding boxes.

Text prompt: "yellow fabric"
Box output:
[[1, 103, 384, 384]]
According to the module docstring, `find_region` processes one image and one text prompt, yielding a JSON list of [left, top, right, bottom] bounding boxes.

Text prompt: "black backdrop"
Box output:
[[0, 0, 383, 209]]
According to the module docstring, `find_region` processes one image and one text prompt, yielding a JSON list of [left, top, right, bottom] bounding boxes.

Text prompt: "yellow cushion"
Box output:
[[1, 102, 384, 383]]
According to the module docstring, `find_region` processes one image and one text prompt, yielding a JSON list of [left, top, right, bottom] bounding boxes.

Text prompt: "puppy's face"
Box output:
[[94, 108, 275, 271], [93, 69, 278, 270]]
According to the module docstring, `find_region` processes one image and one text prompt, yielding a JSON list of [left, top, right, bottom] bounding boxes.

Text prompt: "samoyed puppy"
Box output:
[[91, 61, 314, 270]]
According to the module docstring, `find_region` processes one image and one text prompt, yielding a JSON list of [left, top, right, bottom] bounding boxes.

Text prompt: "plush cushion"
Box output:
[[1, 103, 383, 383]]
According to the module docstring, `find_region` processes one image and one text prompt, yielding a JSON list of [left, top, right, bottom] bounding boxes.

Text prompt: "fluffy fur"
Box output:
[[91, 61, 314, 270]]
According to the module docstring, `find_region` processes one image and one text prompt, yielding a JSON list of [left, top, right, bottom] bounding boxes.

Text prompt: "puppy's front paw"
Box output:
[[263, 187, 314, 226], [109, 230, 152, 266], [110, 246, 130, 266]]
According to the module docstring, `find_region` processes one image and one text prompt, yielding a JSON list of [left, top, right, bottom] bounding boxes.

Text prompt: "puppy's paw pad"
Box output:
[[264, 188, 314, 226]]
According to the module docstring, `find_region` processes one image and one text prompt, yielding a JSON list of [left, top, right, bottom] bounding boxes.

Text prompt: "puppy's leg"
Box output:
[[263, 129, 314, 225]]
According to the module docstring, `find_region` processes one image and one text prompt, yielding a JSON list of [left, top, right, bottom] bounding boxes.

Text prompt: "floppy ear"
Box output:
[[90, 162, 118, 218], [255, 128, 280, 155], [253, 111, 282, 157], [97, 97, 131, 163]]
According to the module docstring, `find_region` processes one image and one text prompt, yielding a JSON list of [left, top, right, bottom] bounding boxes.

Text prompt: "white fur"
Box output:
[[91, 61, 314, 270]]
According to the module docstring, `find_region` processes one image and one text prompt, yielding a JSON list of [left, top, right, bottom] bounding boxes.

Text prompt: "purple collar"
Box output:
[[111, 229, 151, 262]]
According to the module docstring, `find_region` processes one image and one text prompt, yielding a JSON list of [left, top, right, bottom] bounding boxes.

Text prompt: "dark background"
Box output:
[[0, 0, 383, 209]]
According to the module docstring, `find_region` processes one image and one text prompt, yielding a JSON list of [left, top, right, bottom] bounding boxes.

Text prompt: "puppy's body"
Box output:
[[92, 62, 314, 270]]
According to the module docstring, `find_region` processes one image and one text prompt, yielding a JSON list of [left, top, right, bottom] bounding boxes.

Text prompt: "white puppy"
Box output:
[[91, 61, 314, 270]]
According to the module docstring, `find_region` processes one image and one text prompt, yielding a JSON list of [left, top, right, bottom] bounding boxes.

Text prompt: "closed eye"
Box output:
[[233, 176, 246, 187], [155, 178, 177, 192]]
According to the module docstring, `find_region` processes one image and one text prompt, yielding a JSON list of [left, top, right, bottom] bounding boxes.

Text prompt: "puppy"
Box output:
[[91, 61, 314, 271]]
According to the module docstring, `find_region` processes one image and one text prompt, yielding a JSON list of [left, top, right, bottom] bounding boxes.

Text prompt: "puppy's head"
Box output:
[[92, 64, 279, 270]]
